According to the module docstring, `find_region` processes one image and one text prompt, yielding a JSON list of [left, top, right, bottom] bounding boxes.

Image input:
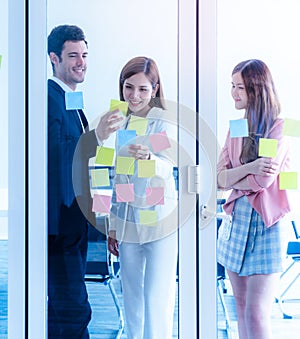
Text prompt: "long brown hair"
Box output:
[[119, 56, 166, 114], [233, 59, 281, 163]]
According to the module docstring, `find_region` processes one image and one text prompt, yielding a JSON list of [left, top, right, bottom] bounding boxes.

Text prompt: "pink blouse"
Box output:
[[217, 118, 291, 227]]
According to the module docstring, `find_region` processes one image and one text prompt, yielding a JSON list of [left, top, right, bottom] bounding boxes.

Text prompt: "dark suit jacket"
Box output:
[[48, 79, 97, 235]]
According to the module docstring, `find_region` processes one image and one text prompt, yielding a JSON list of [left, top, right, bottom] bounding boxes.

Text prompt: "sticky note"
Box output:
[[65, 91, 84, 110], [128, 115, 148, 135], [149, 131, 171, 152], [117, 130, 136, 147], [229, 119, 248, 138], [110, 99, 129, 116], [258, 138, 278, 158], [90, 168, 110, 187], [279, 172, 298, 190], [139, 210, 158, 226], [146, 187, 164, 205], [95, 146, 115, 166], [282, 118, 300, 138], [138, 160, 156, 178], [116, 183, 135, 202], [92, 194, 111, 214], [0, 55, 2, 69], [115, 156, 135, 175]]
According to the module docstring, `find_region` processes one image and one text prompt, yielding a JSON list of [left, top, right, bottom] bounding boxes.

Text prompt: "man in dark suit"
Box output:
[[47, 25, 122, 338]]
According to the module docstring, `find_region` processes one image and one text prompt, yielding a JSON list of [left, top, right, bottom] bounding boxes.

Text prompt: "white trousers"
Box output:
[[119, 231, 178, 339]]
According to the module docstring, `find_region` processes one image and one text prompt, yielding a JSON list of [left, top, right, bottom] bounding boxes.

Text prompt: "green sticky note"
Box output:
[[90, 168, 110, 187], [95, 146, 115, 166], [139, 210, 158, 226], [0, 55, 2, 69], [279, 172, 298, 190], [110, 99, 128, 116], [282, 118, 300, 138], [128, 115, 148, 135], [258, 138, 278, 158], [115, 156, 135, 175], [137, 160, 156, 178]]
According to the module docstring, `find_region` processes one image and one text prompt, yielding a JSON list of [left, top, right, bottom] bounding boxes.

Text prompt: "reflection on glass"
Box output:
[[47, 1, 179, 337], [217, 1, 300, 338]]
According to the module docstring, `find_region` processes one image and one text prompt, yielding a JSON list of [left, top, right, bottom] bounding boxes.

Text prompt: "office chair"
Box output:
[[278, 220, 300, 319], [85, 216, 124, 338]]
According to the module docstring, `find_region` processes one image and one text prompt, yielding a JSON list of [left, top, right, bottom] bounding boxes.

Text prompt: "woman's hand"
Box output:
[[247, 157, 279, 176], [96, 110, 124, 142], [107, 230, 119, 257], [128, 144, 151, 160]]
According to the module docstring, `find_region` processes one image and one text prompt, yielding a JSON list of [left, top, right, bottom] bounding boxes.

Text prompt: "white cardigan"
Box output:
[[109, 106, 178, 244]]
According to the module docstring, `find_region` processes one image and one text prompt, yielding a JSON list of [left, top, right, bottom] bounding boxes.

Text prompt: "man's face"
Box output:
[[50, 40, 88, 90]]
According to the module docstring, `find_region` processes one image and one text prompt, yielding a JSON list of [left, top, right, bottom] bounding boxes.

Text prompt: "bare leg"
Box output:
[[227, 270, 248, 339], [227, 270, 279, 339], [245, 274, 279, 339]]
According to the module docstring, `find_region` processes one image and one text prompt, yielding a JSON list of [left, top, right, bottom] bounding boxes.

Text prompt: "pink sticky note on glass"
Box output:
[[92, 194, 111, 213], [149, 131, 171, 152], [146, 187, 164, 205], [116, 183, 135, 202]]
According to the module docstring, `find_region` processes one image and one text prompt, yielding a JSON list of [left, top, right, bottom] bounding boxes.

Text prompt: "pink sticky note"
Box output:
[[146, 187, 164, 205], [149, 131, 171, 152], [116, 183, 135, 202], [92, 194, 111, 213]]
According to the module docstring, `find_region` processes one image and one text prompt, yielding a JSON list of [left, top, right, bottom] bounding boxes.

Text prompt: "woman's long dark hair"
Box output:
[[233, 59, 281, 163], [119, 56, 166, 115]]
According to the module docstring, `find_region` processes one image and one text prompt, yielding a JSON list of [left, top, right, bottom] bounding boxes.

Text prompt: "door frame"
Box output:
[[7, 0, 217, 337], [8, 0, 47, 338]]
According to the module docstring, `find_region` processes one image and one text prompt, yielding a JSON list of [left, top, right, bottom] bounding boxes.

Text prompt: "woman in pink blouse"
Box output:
[[217, 59, 291, 339]]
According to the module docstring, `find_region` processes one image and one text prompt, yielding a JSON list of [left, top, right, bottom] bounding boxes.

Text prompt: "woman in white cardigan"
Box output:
[[108, 56, 178, 339]]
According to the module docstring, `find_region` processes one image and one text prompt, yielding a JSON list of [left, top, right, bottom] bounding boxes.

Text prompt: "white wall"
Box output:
[[47, 0, 178, 122], [0, 0, 8, 198], [217, 0, 300, 222]]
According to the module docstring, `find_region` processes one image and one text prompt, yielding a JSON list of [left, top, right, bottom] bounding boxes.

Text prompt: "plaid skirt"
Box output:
[[217, 195, 289, 276]]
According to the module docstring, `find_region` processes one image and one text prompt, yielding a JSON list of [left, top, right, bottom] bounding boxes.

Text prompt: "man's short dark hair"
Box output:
[[48, 24, 88, 59]]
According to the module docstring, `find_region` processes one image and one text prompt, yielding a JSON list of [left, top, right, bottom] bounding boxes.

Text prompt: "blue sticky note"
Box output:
[[229, 119, 248, 138], [117, 130, 136, 148], [65, 91, 84, 110]]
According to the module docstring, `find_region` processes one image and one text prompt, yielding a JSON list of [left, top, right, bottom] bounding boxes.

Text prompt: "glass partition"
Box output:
[[47, 1, 180, 337], [217, 1, 300, 337], [0, 1, 8, 335]]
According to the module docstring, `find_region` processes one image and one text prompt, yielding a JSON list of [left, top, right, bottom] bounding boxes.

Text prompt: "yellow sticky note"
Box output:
[[128, 115, 148, 135], [110, 99, 128, 116], [0, 55, 2, 69], [258, 138, 278, 158], [90, 168, 110, 187], [115, 156, 135, 175], [279, 172, 298, 190], [95, 146, 115, 166], [137, 160, 155, 178], [139, 210, 158, 226], [282, 118, 300, 138]]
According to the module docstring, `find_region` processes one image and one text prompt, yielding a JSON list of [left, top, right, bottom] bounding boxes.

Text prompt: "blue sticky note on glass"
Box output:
[[117, 130, 136, 147], [229, 119, 248, 138], [65, 91, 84, 110]]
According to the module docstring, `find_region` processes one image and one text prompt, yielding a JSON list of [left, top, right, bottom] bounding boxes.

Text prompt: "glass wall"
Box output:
[[217, 1, 300, 337], [0, 0, 8, 336], [47, 1, 180, 338]]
